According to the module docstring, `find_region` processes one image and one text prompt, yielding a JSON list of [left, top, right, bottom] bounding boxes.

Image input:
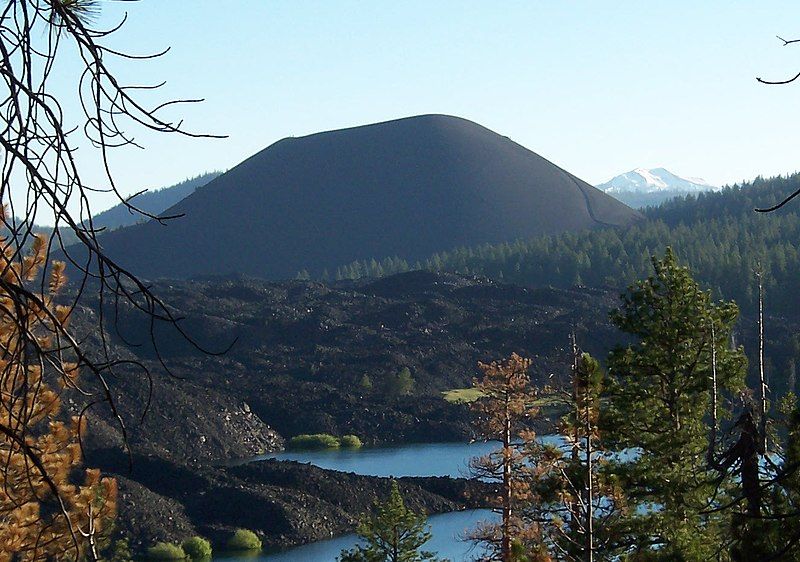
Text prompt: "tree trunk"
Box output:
[[585, 376, 594, 562], [570, 331, 581, 531], [757, 268, 768, 454], [502, 391, 512, 562], [707, 322, 718, 468]]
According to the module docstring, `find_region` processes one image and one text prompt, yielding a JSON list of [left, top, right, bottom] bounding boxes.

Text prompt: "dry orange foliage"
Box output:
[[469, 353, 551, 562], [0, 229, 116, 561]]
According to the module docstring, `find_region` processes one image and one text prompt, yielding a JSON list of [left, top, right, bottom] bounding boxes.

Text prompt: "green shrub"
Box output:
[[105, 538, 134, 562], [340, 434, 362, 448], [145, 542, 186, 560], [384, 367, 415, 397], [182, 536, 212, 560], [227, 529, 262, 551], [287, 433, 340, 449]]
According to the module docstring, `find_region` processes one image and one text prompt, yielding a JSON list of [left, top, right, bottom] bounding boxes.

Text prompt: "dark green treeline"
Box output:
[[331, 174, 800, 317]]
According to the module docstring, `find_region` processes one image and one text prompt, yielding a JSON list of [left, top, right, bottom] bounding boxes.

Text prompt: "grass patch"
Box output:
[[442, 388, 485, 404], [443, 388, 563, 417], [287, 433, 341, 450]]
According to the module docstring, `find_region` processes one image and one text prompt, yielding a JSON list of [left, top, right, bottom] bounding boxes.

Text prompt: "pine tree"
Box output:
[[773, 393, 800, 556], [384, 367, 415, 398], [338, 481, 446, 562], [721, 391, 800, 559], [468, 353, 546, 561], [0, 235, 117, 561], [602, 249, 747, 559], [528, 350, 624, 561], [360, 374, 374, 392]]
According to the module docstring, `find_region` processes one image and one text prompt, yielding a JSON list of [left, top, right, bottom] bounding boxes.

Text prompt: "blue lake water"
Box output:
[[242, 435, 566, 478], [216, 438, 567, 561], [214, 509, 499, 562]]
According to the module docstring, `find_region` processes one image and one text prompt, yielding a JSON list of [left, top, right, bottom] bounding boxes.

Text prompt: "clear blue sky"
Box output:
[[64, 1, 800, 213]]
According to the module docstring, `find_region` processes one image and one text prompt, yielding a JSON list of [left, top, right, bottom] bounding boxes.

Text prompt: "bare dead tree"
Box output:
[[0, 1, 222, 557], [570, 331, 594, 562], [529, 337, 623, 562], [755, 265, 769, 454], [582, 347, 594, 562], [707, 321, 719, 468]]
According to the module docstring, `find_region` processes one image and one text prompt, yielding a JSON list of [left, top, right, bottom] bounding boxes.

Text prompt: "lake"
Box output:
[[216, 437, 567, 561], [238, 435, 566, 478], [214, 508, 499, 562]]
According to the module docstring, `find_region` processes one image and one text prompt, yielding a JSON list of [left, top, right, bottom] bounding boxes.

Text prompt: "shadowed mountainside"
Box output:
[[90, 171, 221, 231], [91, 114, 640, 280]]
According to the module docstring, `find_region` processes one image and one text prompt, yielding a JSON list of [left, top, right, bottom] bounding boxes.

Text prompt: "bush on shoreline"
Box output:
[[287, 433, 364, 450], [227, 529, 262, 551], [145, 542, 187, 560], [288, 433, 341, 449], [340, 434, 363, 448], [182, 536, 212, 559]]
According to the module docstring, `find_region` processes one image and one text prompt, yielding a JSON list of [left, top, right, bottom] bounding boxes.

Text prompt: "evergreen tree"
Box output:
[[360, 374, 374, 391], [468, 353, 545, 561], [324, 172, 800, 324], [103, 537, 134, 562], [384, 367, 415, 398], [338, 481, 446, 562], [722, 392, 800, 559], [602, 249, 747, 560], [527, 351, 624, 561], [773, 394, 800, 557]]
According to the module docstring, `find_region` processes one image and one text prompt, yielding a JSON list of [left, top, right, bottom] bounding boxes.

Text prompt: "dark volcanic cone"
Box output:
[[94, 114, 640, 280]]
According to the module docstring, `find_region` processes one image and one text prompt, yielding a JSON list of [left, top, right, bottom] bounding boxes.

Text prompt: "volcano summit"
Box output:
[[94, 115, 641, 280]]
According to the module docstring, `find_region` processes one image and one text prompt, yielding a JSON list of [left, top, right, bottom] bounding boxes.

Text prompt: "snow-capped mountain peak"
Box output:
[[598, 168, 716, 195]]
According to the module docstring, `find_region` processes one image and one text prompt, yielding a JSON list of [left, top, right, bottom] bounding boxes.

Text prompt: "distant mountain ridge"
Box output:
[[597, 168, 717, 208], [19, 172, 222, 249], [90, 114, 641, 281], [91, 171, 221, 231]]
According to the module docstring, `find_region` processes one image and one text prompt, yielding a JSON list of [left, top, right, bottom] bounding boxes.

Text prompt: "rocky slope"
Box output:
[[73, 268, 795, 551], [91, 447, 487, 551], [68, 271, 624, 550], [75, 271, 621, 458]]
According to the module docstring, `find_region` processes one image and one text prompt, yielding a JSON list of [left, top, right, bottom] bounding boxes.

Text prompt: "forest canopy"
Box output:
[[333, 174, 800, 316]]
